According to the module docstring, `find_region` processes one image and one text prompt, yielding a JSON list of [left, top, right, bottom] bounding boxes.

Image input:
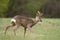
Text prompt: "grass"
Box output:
[[0, 18, 60, 40]]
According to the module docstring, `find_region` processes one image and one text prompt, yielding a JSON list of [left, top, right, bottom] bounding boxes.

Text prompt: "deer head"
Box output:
[[35, 11, 43, 23]]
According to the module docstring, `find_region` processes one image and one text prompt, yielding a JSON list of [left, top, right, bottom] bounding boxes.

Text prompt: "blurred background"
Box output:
[[0, 0, 60, 40], [0, 0, 60, 18]]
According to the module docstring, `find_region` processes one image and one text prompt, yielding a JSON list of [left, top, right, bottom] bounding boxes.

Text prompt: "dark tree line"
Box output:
[[4, 0, 47, 18], [1, 0, 60, 18], [40, 0, 60, 18], [5, 0, 31, 17]]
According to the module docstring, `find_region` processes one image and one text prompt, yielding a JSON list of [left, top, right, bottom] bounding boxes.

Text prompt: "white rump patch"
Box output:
[[11, 18, 16, 23]]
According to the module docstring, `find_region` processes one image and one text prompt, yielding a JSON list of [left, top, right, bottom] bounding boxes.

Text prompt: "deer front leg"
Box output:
[[27, 24, 34, 33], [24, 27, 27, 37], [27, 24, 37, 34]]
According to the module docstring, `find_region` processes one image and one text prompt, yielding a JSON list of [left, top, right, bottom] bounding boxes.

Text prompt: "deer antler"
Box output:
[[37, 11, 43, 16]]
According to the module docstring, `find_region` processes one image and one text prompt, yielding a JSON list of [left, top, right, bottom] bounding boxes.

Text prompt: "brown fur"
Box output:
[[4, 11, 42, 37]]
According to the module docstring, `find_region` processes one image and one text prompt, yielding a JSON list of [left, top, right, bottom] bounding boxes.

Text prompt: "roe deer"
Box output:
[[4, 11, 42, 37]]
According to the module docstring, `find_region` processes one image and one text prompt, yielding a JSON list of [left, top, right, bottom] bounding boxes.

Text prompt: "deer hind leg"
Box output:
[[4, 23, 15, 34], [24, 27, 27, 37], [13, 24, 20, 35]]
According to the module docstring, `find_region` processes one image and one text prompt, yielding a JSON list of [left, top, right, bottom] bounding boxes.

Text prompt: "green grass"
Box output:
[[0, 18, 60, 40]]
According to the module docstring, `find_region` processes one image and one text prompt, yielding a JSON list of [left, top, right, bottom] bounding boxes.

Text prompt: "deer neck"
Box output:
[[33, 16, 40, 24]]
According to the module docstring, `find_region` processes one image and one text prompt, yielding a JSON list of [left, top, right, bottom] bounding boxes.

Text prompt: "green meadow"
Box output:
[[0, 18, 60, 40]]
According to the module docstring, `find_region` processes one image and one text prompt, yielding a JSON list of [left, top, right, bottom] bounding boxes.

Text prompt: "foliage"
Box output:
[[0, 0, 47, 17], [40, 0, 60, 18], [0, 0, 60, 18], [26, 0, 48, 17], [0, 0, 9, 17]]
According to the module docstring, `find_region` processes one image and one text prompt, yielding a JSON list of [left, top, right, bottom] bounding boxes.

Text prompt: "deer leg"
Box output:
[[27, 24, 33, 33], [4, 24, 14, 34], [27, 24, 35, 33], [27, 27, 33, 33], [13, 25, 20, 35], [24, 27, 27, 37]]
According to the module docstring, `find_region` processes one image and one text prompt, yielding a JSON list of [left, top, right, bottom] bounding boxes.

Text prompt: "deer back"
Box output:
[[13, 15, 35, 27]]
